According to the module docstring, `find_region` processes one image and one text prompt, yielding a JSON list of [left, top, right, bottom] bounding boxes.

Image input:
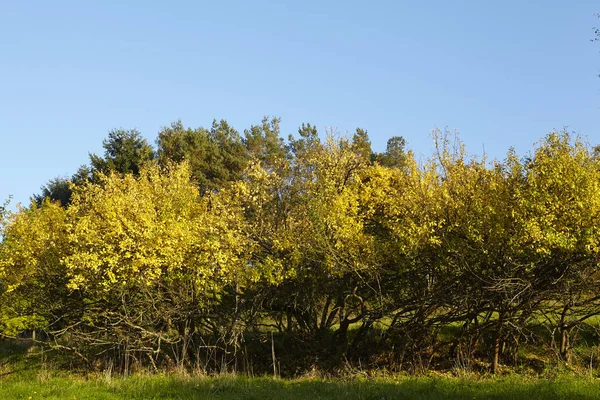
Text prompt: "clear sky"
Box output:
[[1, 1, 598, 208]]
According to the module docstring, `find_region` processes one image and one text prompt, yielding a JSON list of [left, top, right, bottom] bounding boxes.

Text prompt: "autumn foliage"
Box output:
[[1, 121, 599, 375]]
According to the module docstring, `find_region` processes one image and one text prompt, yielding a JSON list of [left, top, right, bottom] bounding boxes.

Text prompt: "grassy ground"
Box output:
[[3, 373, 600, 400], [3, 340, 600, 399]]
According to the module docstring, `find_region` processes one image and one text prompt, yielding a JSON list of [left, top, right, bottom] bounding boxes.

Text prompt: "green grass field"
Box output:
[[3, 373, 600, 400], [3, 339, 600, 399]]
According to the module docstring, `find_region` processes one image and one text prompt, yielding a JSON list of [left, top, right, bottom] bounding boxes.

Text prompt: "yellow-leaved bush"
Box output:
[[0, 200, 69, 334], [2, 129, 600, 373], [64, 162, 252, 296], [521, 133, 600, 256]]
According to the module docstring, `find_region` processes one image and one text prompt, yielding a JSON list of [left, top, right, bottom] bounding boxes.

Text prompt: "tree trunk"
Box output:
[[492, 312, 504, 374], [559, 304, 571, 361], [560, 327, 570, 361]]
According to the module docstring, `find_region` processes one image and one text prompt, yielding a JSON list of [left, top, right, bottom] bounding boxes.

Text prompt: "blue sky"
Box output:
[[1, 1, 598, 208]]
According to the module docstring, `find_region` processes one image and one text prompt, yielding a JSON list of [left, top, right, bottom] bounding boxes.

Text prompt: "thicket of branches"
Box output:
[[1, 118, 600, 376]]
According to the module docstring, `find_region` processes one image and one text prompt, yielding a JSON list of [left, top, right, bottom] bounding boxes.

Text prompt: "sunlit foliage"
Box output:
[[2, 122, 600, 375]]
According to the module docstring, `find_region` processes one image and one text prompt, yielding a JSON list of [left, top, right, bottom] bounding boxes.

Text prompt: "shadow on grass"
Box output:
[[0, 339, 43, 378]]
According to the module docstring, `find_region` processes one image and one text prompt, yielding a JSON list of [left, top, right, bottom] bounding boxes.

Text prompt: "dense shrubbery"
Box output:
[[1, 119, 600, 376]]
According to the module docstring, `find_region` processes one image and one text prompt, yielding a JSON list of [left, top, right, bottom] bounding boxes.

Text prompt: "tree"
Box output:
[[8, 118, 600, 375], [63, 162, 252, 369], [32, 177, 72, 207], [33, 129, 154, 209], [89, 128, 155, 176], [0, 200, 73, 338], [32, 165, 94, 209], [209, 119, 249, 187], [242, 135, 378, 364], [243, 116, 288, 168], [376, 136, 408, 168], [518, 132, 600, 361], [350, 128, 373, 163], [157, 120, 249, 194], [288, 123, 320, 158]]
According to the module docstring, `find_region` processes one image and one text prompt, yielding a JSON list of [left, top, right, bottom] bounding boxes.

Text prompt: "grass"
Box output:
[[3, 373, 600, 399], [3, 343, 600, 399], [3, 330, 600, 399]]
